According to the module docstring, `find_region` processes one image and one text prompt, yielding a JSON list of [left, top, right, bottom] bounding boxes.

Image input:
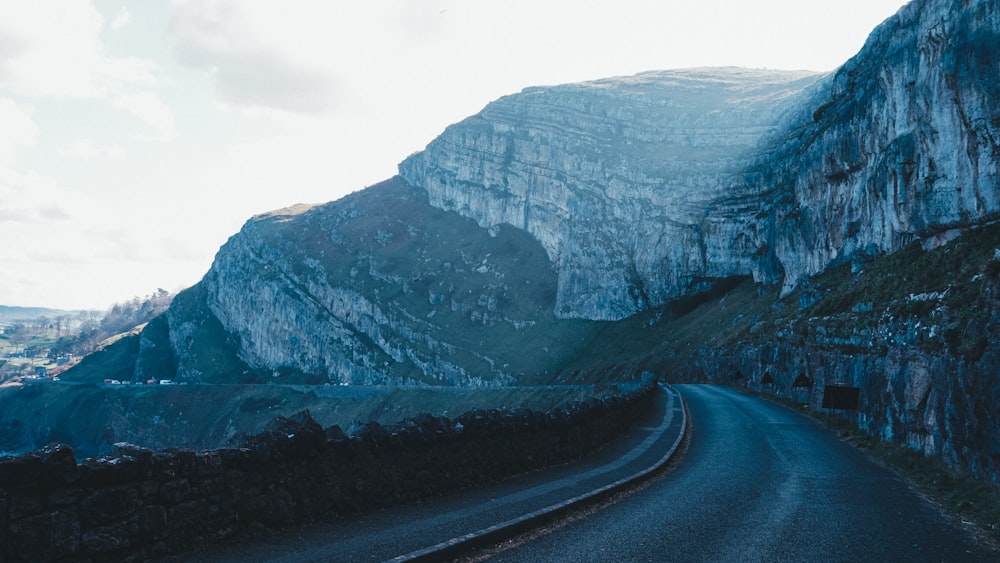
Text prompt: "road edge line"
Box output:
[[388, 383, 690, 562]]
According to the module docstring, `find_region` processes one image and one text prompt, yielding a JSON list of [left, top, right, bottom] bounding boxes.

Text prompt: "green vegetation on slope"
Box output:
[[757, 392, 1000, 544], [0, 291, 173, 383], [0, 380, 631, 460], [584, 221, 1000, 379], [248, 179, 607, 385]]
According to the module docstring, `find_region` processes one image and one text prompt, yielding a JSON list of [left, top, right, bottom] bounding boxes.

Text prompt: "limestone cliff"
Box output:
[[399, 68, 824, 320], [753, 0, 1000, 294], [400, 0, 999, 318], [147, 180, 602, 386]]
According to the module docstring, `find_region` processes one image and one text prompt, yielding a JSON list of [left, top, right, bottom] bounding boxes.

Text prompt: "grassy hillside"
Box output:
[[542, 221, 1000, 382], [0, 380, 627, 459]]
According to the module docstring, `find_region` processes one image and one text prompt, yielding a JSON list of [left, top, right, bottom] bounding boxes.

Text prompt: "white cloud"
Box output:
[[0, 29, 28, 82], [0, 98, 38, 165], [168, 0, 337, 114], [110, 7, 131, 30], [0, 0, 157, 98], [0, 166, 177, 309], [113, 91, 176, 140], [38, 203, 71, 221], [0, 169, 82, 225], [58, 139, 126, 159]]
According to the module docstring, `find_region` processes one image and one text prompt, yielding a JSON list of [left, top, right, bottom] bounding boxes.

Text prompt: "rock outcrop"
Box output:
[[147, 180, 596, 386], [400, 68, 825, 320], [751, 0, 1000, 294], [657, 223, 1000, 482]]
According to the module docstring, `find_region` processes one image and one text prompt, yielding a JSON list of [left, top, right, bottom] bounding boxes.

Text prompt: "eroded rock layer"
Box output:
[[400, 68, 825, 320]]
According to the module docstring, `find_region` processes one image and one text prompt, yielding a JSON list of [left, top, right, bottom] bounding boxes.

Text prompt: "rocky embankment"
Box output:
[[643, 221, 1000, 483], [751, 0, 1000, 294]]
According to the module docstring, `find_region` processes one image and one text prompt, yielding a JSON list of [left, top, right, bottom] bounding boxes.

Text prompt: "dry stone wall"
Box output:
[[0, 383, 656, 562]]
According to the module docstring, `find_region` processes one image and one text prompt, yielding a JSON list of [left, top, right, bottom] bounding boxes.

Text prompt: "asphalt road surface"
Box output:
[[484, 384, 997, 562], [171, 385, 685, 562]]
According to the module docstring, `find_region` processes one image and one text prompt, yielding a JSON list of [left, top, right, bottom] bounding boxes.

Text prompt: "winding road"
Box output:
[[174, 384, 996, 561], [486, 384, 996, 562]]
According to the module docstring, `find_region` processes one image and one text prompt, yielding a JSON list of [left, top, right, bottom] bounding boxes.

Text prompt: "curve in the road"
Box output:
[[169, 383, 686, 562], [485, 384, 997, 562], [392, 383, 688, 562]]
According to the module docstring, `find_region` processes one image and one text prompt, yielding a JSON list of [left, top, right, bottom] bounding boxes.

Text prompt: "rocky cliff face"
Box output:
[[400, 0, 999, 318], [652, 222, 1000, 482], [155, 0, 999, 386], [399, 68, 825, 320], [147, 180, 605, 386], [751, 0, 1000, 294]]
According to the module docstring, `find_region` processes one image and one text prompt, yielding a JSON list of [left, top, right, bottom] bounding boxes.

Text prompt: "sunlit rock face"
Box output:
[[399, 68, 825, 320], [752, 0, 1000, 294], [400, 0, 999, 321]]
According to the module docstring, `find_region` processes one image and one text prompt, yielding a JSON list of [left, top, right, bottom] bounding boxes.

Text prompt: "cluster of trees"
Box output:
[[99, 289, 174, 338], [50, 289, 175, 358], [0, 290, 175, 382]]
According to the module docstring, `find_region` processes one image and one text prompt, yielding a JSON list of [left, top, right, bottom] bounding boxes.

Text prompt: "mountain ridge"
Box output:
[[400, 67, 827, 320]]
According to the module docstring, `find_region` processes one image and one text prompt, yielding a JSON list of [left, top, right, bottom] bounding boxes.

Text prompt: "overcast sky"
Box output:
[[1, 0, 910, 311]]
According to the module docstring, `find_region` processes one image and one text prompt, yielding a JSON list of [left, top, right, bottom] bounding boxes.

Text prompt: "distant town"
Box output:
[[0, 290, 173, 384]]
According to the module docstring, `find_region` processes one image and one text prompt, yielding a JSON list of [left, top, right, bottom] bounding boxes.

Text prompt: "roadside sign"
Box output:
[[821, 385, 860, 410]]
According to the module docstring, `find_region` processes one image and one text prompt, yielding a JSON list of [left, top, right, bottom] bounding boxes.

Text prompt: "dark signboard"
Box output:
[[822, 385, 860, 410], [791, 373, 813, 388]]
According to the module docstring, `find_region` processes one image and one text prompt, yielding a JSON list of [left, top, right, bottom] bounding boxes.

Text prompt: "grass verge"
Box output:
[[844, 428, 1000, 545], [753, 389, 1000, 545]]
